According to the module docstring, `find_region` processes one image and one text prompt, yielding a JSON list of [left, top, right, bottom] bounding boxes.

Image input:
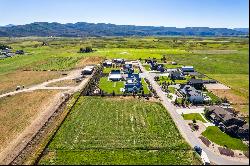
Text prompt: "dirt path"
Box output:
[[0, 69, 92, 164], [0, 69, 82, 99]]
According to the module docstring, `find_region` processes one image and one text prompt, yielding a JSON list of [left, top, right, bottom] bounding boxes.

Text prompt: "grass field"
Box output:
[[38, 97, 200, 165], [182, 113, 206, 123], [202, 126, 248, 151], [0, 90, 60, 152]]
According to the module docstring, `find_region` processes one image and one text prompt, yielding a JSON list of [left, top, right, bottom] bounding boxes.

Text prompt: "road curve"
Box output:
[[138, 61, 248, 165]]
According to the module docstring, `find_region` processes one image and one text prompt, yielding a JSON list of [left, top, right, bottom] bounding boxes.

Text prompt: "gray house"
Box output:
[[179, 85, 204, 104]]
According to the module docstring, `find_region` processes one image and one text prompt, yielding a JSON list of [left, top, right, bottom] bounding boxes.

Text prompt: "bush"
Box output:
[[218, 147, 234, 157], [199, 136, 211, 147]]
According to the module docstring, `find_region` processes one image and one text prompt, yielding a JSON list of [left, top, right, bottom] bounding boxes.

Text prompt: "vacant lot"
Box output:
[[46, 79, 80, 87], [0, 71, 64, 94], [39, 97, 200, 165], [0, 90, 60, 152]]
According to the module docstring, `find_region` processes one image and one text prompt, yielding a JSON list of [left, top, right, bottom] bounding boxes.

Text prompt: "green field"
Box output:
[[0, 37, 248, 113], [182, 113, 206, 123], [38, 97, 200, 165], [202, 126, 248, 151]]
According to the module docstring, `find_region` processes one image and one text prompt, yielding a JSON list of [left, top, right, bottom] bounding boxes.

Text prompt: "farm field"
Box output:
[[0, 90, 61, 152], [38, 97, 200, 165]]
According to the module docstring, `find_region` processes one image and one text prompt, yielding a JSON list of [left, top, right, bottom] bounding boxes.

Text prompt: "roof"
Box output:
[[109, 74, 122, 79], [110, 70, 121, 74], [208, 106, 235, 121], [182, 66, 194, 69], [180, 85, 202, 97], [188, 78, 203, 84], [83, 66, 94, 71]]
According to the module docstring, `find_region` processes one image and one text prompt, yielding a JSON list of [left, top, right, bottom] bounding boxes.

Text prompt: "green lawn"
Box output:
[[182, 113, 206, 123], [38, 97, 200, 165], [202, 126, 248, 151], [99, 77, 124, 94], [204, 91, 221, 104]]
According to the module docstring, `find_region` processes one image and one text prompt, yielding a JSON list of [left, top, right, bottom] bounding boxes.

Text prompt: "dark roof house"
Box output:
[[188, 78, 204, 90]]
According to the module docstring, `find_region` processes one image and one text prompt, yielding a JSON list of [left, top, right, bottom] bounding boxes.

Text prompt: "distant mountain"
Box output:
[[1, 24, 16, 28], [0, 22, 248, 37], [234, 28, 249, 33]]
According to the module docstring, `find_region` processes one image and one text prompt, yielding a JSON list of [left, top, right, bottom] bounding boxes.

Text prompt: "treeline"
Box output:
[[0, 22, 248, 37]]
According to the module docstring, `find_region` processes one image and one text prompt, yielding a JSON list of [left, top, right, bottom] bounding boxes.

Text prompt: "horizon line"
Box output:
[[1, 21, 249, 29]]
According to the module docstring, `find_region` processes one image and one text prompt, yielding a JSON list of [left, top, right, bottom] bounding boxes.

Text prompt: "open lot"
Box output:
[[0, 90, 61, 152], [38, 97, 200, 165], [0, 71, 64, 94]]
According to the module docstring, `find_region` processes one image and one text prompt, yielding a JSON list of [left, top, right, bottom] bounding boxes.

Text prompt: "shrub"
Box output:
[[218, 147, 234, 157], [199, 136, 211, 147]]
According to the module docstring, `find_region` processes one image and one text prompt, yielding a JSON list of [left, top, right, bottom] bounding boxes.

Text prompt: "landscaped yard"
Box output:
[[202, 126, 248, 151], [98, 77, 124, 94], [38, 97, 201, 165], [182, 113, 206, 123]]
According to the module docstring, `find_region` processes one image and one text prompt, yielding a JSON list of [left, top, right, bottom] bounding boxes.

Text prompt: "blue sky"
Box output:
[[1, 0, 249, 28]]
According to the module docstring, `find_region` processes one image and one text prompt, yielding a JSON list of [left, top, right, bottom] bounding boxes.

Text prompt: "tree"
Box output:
[[192, 119, 197, 124], [79, 46, 93, 53], [141, 90, 145, 97], [174, 98, 178, 105]]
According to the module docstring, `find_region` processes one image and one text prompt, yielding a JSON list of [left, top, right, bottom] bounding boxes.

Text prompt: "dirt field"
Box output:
[[0, 71, 66, 94], [75, 56, 103, 68], [0, 90, 61, 152], [46, 79, 80, 87], [210, 89, 249, 116]]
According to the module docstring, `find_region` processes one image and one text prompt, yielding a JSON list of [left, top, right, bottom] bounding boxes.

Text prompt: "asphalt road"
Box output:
[[138, 61, 248, 165]]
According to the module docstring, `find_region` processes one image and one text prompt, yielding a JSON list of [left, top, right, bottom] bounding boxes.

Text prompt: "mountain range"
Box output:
[[0, 22, 248, 37]]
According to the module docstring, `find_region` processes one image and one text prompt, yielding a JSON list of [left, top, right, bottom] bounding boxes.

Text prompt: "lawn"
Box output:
[[98, 77, 124, 94], [202, 126, 248, 151], [157, 76, 188, 84], [182, 113, 206, 123], [38, 97, 200, 165]]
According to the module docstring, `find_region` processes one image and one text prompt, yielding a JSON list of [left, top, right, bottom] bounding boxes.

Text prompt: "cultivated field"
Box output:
[[38, 97, 200, 165]]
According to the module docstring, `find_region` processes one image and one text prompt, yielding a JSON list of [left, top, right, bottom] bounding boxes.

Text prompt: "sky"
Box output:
[[0, 0, 249, 28]]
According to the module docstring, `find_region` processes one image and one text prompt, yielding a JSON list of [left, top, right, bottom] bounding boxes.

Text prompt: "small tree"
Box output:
[[174, 98, 178, 105], [192, 119, 197, 124]]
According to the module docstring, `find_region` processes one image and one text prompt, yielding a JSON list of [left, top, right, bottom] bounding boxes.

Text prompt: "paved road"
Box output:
[[138, 61, 248, 165]]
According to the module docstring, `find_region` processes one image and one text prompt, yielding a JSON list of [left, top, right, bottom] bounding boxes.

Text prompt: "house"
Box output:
[[181, 66, 195, 72], [124, 74, 142, 92], [113, 59, 125, 64], [179, 85, 204, 104], [108, 70, 122, 81], [157, 64, 165, 72], [172, 61, 177, 65], [169, 71, 185, 80], [103, 60, 112, 67], [82, 66, 94, 75], [15, 50, 24, 54], [188, 78, 204, 90], [207, 106, 248, 140], [123, 64, 134, 74]]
